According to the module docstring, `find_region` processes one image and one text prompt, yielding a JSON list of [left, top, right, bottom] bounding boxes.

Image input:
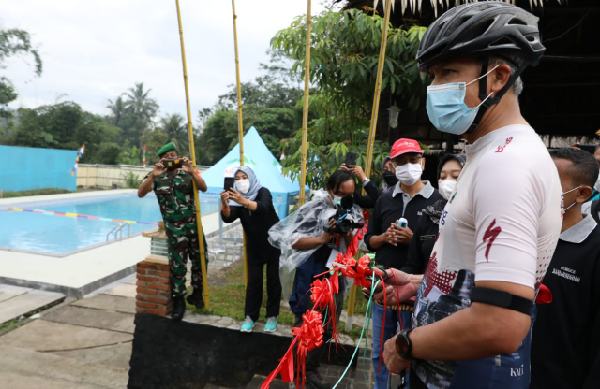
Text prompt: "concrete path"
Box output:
[[0, 285, 134, 388], [0, 284, 64, 324]]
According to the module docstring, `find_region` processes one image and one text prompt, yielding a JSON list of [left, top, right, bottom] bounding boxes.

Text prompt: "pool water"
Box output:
[[0, 193, 219, 256]]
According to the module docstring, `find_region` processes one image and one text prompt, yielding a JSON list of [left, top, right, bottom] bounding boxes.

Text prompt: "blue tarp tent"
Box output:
[[201, 127, 299, 218]]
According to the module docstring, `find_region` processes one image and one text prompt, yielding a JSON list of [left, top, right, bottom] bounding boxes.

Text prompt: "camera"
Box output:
[[163, 158, 183, 170], [325, 195, 364, 234]]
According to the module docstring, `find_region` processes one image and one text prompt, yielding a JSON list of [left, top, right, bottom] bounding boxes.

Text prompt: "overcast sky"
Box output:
[[1, 0, 333, 123]]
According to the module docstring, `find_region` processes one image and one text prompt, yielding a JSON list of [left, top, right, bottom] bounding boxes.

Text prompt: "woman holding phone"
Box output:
[[220, 166, 282, 333]]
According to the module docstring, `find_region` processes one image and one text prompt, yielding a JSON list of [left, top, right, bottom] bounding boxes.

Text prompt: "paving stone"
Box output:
[[53, 341, 132, 370], [0, 319, 131, 352], [0, 345, 127, 388], [42, 305, 135, 334], [0, 290, 65, 324], [71, 293, 135, 314], [102, 283, 136, 297]]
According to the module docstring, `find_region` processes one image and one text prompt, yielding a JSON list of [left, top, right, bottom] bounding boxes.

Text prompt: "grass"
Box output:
[[0, 318, 24, 336], [189, 259, 370, 339], [0, 188, 71, 198]]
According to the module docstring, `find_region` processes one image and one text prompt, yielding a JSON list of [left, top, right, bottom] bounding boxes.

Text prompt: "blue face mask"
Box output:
[[426, 66, 498, 135]]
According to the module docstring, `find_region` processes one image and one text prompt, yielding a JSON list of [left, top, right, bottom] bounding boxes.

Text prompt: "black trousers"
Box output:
[[245, 254, 282, 322]]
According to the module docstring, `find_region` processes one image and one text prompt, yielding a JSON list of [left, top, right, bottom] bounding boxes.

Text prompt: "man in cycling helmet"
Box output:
[[381, 2, 562, 388]]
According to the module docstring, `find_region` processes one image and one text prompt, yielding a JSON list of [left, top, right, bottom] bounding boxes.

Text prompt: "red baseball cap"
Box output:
[[389, 138, 423, 159]]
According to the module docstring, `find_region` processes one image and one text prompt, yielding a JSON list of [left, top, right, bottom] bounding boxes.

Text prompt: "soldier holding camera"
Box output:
[[364, 138, 442, 389], [138, 142, 208, 321]]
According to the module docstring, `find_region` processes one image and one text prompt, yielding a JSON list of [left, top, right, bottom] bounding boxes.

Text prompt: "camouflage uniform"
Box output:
[[152, 168, 207, 297]]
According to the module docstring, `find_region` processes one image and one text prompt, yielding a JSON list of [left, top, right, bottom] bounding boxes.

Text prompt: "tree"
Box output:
[[159, 113, 188, 151], [270, 8, 426, 188], [106, 95, 127, 127], [123, 82, 159, 158], [0, 28, 42, 115], [197, 61, 304, 165]]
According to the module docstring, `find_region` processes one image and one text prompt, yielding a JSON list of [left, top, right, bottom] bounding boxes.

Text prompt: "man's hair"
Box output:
[[550, 148, 599, 187], [326, 170, 354, 193], [489, 56, 523, 95]]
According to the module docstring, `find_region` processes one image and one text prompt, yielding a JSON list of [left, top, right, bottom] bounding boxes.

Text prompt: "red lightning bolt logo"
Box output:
[[483, 219, 502, 260]]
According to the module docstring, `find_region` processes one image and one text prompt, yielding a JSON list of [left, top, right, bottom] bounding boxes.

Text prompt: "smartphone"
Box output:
[[224, 177, 235, 191], [344, 152, 357, 168], [163, 158, 183, 170]]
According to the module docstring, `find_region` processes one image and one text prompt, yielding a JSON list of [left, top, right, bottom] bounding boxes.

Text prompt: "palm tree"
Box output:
[[106, 95, 126, 127], [125, 82, 159, 127], [124, 82, 159, 161], [159, 113, 188, 150]]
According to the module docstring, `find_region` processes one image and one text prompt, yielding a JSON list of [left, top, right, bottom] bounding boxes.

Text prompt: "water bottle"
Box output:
[[396, 217, 408, 228]]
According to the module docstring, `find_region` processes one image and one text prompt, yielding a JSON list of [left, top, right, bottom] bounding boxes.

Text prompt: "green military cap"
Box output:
[[157, 142, 177, 157]]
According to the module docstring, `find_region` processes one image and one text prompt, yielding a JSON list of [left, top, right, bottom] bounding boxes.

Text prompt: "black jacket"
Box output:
[[353, 180, 381, 210], [365, 182, 442, 269], [403, 198, 447, 274], [221, 187, 280, 263], [532, 220, 600, 389]]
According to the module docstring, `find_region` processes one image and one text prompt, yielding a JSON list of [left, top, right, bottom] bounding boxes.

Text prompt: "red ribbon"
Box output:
[[535, 283, 553, 304], [292, 310, 324, 388]]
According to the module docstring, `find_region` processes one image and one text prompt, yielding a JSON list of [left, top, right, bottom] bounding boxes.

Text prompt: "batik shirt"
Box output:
[[152, 168, 196, 224], [413, 125, 562, 388]]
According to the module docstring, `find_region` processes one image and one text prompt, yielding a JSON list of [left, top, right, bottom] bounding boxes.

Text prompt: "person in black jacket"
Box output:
[[340, 163, 381, 209], [532, 148, 600, 389], [220, 166, 282, 333], [403, 154, 465, 274], [365, 138, 443, 389]]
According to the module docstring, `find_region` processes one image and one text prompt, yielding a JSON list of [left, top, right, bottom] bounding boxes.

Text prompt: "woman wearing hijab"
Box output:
[[220, 166, 282, 333]]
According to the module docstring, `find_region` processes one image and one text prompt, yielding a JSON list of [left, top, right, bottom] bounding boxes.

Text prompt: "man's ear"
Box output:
[[489, 64, 513, 95], [421, 157, 426, 170], [577, 186, 594, 203]]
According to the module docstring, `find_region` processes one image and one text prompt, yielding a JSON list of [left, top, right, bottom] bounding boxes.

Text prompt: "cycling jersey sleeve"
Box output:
[[471, 154, 543, 288]]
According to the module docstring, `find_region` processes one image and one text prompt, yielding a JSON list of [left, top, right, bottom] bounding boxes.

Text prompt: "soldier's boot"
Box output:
[[171, 295, 186, 321], [186, 289, 204, 309]]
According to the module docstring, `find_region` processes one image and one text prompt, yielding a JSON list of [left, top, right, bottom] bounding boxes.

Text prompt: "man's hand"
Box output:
[[396, 226, 413, 245], [152, 161, 166, 177], [384, 223, 401, 246], [351, 165, 368, 182], [181, 157, 194, 173], [372, 268, 418, 306], [383, 336, 410, 374]]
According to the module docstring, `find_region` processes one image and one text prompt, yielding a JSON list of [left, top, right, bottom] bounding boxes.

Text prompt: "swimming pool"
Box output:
[[0, 192, 219, 256]]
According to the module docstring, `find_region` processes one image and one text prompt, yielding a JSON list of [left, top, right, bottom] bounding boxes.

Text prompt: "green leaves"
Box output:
[[272, 9, 427, 189]]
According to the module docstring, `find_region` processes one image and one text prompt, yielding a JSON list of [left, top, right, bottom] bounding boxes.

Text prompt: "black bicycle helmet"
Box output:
[[417, 1, 545, 70]]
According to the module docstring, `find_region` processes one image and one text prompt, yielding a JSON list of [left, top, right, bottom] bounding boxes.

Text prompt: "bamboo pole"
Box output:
[[298, 0, 312, 206], [231, 0, 249, 287], [174, 0, 209, 308], [364, 0, 392, 178], [347, 0, 393, 323], [232, 0, 245, 166]]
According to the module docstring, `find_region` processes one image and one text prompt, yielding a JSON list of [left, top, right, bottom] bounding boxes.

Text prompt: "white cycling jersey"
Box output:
[[413, 124, 562, 387]]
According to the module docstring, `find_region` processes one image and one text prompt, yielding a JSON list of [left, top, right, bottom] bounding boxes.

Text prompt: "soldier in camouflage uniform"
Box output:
[[138, 142, 208, 321]]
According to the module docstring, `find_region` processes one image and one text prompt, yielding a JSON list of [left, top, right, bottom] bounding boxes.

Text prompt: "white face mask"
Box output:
[[234, 179, 250, 194], [332, 195, 342, 207], [438, 179, 457, 201], [395, 163, 423, 186]]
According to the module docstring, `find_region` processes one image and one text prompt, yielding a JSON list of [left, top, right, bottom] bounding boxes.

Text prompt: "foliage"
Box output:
[[197, 67, 303, 165], [0, 28, 42, 114], [123, 171, 142, 189], [271, 9, 426, 188]]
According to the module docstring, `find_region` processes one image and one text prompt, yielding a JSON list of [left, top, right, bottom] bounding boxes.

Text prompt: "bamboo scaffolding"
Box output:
[[298, 0, 312, 206], [174, 0, 209, 307], [231, 0, 249, 286]]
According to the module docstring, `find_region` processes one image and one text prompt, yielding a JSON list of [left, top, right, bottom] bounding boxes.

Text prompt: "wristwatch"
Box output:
[[395, 328, 414, 360]]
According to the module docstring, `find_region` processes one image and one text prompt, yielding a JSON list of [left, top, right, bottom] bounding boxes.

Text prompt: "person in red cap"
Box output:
[[365, 137, 443, 388]]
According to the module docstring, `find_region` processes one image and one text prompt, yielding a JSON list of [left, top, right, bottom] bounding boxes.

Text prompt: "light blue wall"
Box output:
[[0, 145, 77, 192]]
